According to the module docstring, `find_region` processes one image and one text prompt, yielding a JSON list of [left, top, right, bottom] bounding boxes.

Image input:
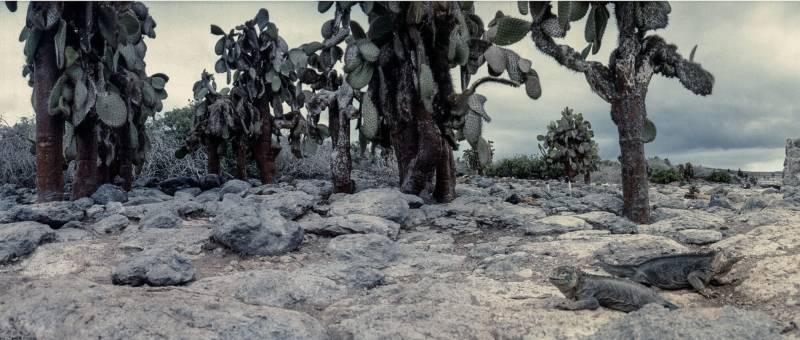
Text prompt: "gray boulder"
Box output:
[[221, 179, 251, 196], [328, 188, 423, 224], [9, 201, 85, 228], [250, 190, 315, 219], [212, 202, 303, 256], [709, 193, 734, 209], [140, 210, 182, 229], [741, 195, 768, 212], [299, 214, 401, 239], [524, 215, 592, 236], [91, 184, 128, 205], [0, 221, 56, 265], [92, 214, 130, 234], [590, 304, 784, 340], [676, 229, 723, 245], [111, 248, 196, 286]]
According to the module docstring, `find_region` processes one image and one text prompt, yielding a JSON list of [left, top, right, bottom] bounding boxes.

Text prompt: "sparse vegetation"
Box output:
[[707, 170, 732, 183], [485, 155, 563, 180], [650, 168, 683, 184], [0, 115, 36, 187]]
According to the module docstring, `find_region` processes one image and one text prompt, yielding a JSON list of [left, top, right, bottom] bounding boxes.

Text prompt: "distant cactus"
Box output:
[[183, 9, 306, 182], [18, 2, 168, 199], [537, 107, 599, 184], [495, 2, 714, 223]]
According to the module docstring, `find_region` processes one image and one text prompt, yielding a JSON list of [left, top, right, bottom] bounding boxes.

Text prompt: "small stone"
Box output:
[[140, 210, 182, 229], [92, 214, 130, 234], [220, 179, 252, 196], [676, 229, 723, 245]]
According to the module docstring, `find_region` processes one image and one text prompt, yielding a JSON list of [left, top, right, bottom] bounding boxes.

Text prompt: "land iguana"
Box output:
[[549, 265, 678, 312], [599, 250, 739, 298]]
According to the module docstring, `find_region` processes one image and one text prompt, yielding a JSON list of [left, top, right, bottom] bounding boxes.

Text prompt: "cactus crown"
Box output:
[[21, 2, 168, 167]]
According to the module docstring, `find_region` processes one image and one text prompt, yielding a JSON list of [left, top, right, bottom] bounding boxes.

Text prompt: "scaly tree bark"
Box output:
[[32, 26, 65, 202], [492, 2, 714, 223]]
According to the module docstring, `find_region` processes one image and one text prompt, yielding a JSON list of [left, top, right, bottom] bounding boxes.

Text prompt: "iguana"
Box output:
[[599, 250, 739, 298], [549, 266, 678, 312]]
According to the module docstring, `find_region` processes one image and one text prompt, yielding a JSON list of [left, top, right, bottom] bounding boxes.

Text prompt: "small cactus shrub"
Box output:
[[650, 168, 682, 184], [707, 170, 732, 183]]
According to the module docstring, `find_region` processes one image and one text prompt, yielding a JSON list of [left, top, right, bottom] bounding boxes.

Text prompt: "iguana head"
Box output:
[[712, 249, 740, 274], [549, 266, 581, 294]]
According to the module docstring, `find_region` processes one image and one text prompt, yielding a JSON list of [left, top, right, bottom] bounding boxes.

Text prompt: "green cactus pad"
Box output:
[[463, 111, 482, 145], [492, 16, 532, 46], [96, 91, 128, 128], [643, 117, 657, 143], [346, 63, 374, 89], [357, 40, 380, 62], [360, 94, 379, 140], [484, 46, 506, 75]]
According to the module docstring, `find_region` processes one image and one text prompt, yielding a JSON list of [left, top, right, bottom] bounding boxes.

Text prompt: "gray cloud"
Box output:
[[1, 2, 798, 171]]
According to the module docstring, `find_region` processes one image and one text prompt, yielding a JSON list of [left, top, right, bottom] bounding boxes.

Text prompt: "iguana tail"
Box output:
[[600, 262, 638, 278], [663, 300, 679, 310]]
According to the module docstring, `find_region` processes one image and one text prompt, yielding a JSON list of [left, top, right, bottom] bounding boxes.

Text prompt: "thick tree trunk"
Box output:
[[433, 138, 455, 202], [71, 120, 98, 199], [252, 107, 275, 183], [234, 140, 248, 180], [117, 123, 134, 190], [613, 96, 650, 224], [206, 138, 221, 175], [33, 28, 65, 202], [584, 172, 591, 184], [329, 104, 353, 194]]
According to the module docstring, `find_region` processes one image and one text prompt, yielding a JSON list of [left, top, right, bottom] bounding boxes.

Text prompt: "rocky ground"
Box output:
[[0, 175, 798, 339]]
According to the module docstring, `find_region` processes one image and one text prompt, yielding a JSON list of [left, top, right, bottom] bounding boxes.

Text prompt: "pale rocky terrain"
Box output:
[[0, 172, 798, 339]]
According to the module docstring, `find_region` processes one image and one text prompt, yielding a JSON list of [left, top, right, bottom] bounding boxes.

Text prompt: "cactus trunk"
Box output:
[[71, 116, 99, 199], [206, 138, 221, 175], [329, 103, 353, 194], [116, 121, 134, 191], [252, 107, 275, 184], [33, 27, 65, 202], [434, 138, 456, 202], [613, 95, 650, 224], [234, 139, 248, 180]]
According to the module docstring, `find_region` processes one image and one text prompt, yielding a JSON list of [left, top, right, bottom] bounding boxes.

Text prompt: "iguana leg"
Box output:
[[555, 298, 600, 311], [688, 271, 718, 298]]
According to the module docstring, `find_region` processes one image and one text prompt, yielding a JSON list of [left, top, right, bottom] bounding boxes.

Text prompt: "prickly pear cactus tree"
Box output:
[[537, 107, 599, 184], [199, 9, 304, 182], [296, 2, 365, 194], [320, 1, 541, 202], [18, 2, 167, 200], [488, 2, 714, 223], [177, 71, 257, 178]]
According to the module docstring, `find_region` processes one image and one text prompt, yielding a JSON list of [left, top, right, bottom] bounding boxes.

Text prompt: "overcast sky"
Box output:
[[1, 2, 798, 171]]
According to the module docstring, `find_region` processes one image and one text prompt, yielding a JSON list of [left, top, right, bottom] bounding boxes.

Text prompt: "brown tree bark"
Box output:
[[116, 122, 134, 190], [613, 95, 650, 223], [234, 140, 248, 180], [206, 138, 221, 175], [433, 138, 456, 202], [33, 27, 65, 202], [252, 114, 275, 184], [71, 119, 98, 199], [329, 103, 353, 194]]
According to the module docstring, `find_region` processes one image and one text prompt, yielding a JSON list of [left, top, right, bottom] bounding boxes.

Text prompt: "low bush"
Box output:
[[0, 116, 36, 187], [650, 168, 682, 184], [706, 170, 732, 183], [485, 155, 564, 180]]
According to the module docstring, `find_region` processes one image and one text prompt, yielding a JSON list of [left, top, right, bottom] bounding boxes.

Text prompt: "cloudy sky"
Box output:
[[1, 2, 798, 171]]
